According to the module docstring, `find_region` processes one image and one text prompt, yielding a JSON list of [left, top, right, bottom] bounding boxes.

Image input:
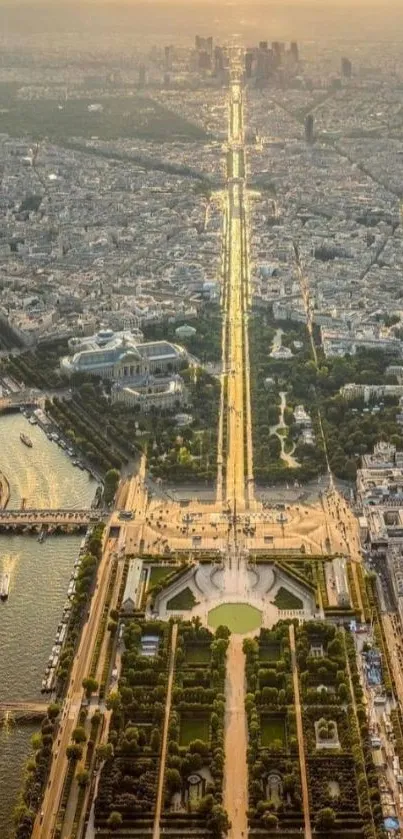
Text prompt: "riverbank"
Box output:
[[0, 472, 10, 509], [0, 411, 99, 838]]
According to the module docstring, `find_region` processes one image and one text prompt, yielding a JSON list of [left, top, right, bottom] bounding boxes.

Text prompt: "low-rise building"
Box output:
[[341, 383, 403, 401], [111, 375, 188, 412], [121, 558, 143, 614], [175, 323, 197, 338], [332, 557, 351, 608]]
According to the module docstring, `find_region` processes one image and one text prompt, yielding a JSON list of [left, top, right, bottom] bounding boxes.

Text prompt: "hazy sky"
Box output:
[[2, 0, 403, 5], [2, 0, 403, 46]]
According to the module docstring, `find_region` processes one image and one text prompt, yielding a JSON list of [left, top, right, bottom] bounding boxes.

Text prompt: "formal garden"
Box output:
[[243, 623, 304, 835], [92, 618, 231, 837], [145, 562, 192, 611], [297, 621, 384, 839], [161, 620, 231, 838], [94, 619, 171, 832], [243, 619, 385, 838], [254, 553, 364, 622]]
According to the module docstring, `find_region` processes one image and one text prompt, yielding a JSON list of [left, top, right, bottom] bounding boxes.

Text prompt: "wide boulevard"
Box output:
[[218, 58, 254, 513], [32, 49, 359, 839]]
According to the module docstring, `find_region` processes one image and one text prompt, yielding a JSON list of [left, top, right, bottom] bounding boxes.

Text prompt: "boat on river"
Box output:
[[0, 573, 10, 600], [20, 432, 33, 448]]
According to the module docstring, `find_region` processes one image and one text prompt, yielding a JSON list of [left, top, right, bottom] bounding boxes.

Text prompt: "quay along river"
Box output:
[[0, 412, 97, 837]]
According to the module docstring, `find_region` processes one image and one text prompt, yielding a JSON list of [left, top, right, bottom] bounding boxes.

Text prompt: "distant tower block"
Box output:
[[256, 47, 270, 84], [272, 42, 284, 67], [214, 46, 224, 75], [195, 35, 213, 56], [290, 42, 299, 62], [341, 57, 352, 78], [138, 64, 146, 88], [245, 51, 253, 79], [305, 113, 314, 144], [199, 51, 211, 71], [164, 45, 173, 71]]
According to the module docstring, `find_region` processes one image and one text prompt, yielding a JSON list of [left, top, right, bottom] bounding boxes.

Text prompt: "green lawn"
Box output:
[[166, 587, 197, 611], [180, 713, 210, 747], [274, 587, 303, 610], [208, 603, 262, 634], [0, 94, 208, 142], [185, 644, 211, 665], [261, 714, 286, 748], [259, 642, 281, 662], [148, 566, 174, 587]]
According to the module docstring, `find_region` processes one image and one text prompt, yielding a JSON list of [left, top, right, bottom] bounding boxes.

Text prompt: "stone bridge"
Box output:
[[0, 389, 42, 411], [0, 509, 104, 527], [0, 700, 49, 722]]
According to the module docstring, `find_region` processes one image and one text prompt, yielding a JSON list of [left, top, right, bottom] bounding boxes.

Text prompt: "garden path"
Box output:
[[269, 391, 300, 469], [289, 623, 312, 839], [153, 622, 178, 839], [224, 634, 248, 839]]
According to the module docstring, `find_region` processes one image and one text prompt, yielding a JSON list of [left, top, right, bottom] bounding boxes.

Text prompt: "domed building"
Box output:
[[61, 330, 187, 381]]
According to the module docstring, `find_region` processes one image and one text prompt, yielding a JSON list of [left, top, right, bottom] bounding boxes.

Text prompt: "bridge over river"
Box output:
[[0, 508, 104, 527], [0, 387, 72, 412], [0, 700, 49, 723]]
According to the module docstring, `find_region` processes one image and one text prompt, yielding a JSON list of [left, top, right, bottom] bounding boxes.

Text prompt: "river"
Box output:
[[0, 412, 97, 838]]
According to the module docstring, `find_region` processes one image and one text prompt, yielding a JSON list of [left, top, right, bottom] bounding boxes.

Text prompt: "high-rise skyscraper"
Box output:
[[195, 35, 213, 56], [305, 114, 314, 144], [245, 51, 254, 79], [199, 51, 211, 71], [256, 48, 270, 85], [290, 42, 299, 63], [272, 42, 282, 68], [138, 64, 146, 88], [214, 46, 224, 75], [341, 57, 352, 78], [164, 45, 173, 71]]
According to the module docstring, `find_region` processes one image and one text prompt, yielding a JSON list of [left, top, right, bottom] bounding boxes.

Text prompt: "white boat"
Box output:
[[0, 573, 9, 600], [20, 432, 33, 448]]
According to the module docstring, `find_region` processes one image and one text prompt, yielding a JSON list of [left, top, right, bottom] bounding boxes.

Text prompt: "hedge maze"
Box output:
[[244, 624, 304, 836], [94, 619, 171, 833], [161, 621, 230, 838]]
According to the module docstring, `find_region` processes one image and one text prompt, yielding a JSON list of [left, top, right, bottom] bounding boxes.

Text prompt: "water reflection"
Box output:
[[0, 411, 97, 836]]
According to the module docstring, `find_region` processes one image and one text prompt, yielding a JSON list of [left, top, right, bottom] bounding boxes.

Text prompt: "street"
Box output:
[[32, 534, 116, 838]]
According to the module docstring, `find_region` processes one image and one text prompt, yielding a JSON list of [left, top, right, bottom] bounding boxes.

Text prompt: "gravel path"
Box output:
[[224, 635, 248, 839]]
